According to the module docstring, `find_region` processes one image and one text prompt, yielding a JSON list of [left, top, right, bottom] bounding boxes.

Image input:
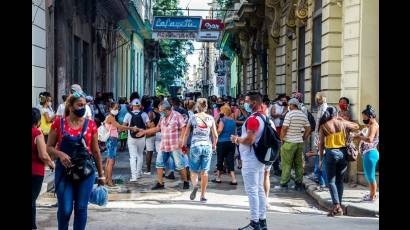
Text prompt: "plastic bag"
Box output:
[[89, 185, 108, 206]]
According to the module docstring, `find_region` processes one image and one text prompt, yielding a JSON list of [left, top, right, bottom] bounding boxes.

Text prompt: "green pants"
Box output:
[[280, 142, 304, 186]]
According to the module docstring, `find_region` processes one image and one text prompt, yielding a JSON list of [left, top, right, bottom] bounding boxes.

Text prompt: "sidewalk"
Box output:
[[302, 177, 379, 217]]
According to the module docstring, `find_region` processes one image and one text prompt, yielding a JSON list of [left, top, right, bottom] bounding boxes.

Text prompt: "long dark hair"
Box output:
[[319, 106, 338, 128]]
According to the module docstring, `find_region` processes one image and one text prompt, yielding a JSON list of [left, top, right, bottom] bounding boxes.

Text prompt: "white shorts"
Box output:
[[145, 136, 156, 152]]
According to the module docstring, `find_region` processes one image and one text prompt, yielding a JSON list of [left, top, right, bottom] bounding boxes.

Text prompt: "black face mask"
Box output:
[[363, 119, 370, 125], [282, 102, 288, 106], [73, 107, 86, 117]]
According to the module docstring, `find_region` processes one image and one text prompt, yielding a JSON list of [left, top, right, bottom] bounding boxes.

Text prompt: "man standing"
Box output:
[[138, 100, 190, 190], [123, 99, 150, 182], [276, 98, 311, 192], [269, 94, 288, 176], [231, 92, 270, 230], [312, 92, 328, 186]]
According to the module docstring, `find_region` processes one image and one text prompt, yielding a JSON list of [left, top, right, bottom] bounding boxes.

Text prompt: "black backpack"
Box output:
[[129, 111, 146, 138], [307, 111, 316, 131], [246, 113, 281, 165]]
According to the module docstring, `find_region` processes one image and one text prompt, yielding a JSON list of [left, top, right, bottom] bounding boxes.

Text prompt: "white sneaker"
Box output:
[[266, 203, 272, 210], [130, 178, 137, 182], [143, 171, 151, 175]]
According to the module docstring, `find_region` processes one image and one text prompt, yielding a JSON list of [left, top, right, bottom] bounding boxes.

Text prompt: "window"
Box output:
[[82, 41, 89, 93], [311, 0, 322, 109], [298, 26, 306, 95], [73, 36, 81, 84]]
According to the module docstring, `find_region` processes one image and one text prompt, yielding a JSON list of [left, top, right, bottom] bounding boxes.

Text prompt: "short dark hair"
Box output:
[[277, 94, 286, 100], [247, 92, 262, 104], [32, 107, 41, 127], [339, 97, 350, 104]]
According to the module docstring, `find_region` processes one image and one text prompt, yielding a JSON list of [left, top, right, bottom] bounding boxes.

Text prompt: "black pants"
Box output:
[[32, 175, 44, 229], [217, 142, 235, 172]]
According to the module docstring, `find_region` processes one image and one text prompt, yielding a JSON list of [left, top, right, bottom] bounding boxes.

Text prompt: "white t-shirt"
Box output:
[[188, 113, 215, 147], [56, 103, 65, 116], [283, 110, 310, 143], [271, 103, 285, 128], [84, 104, 92, 120], [40, 106, 55, 118], [123, 110, 150, 137], [239, 113, 275, 162]]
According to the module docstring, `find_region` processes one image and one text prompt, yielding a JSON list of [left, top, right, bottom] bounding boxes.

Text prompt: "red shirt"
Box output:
[[32, 127, 45, 176], [50, 117, 98, 154]]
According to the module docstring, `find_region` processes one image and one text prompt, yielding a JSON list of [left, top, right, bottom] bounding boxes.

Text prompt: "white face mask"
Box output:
[[48, 102, 52, 107], [111, 110, 119, 116]]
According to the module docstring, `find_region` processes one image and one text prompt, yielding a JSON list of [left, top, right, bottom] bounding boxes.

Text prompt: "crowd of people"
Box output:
[[32, 83, 379, 230]]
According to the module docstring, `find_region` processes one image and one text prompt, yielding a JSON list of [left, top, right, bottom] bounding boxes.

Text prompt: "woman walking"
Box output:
[[318, 106, 359, 216], [32, 108, 55, 229], [233, 97, 249, 169], [182, 98, 218, 203], [39, 92, 55, 142], [47, 93, 105, 230]]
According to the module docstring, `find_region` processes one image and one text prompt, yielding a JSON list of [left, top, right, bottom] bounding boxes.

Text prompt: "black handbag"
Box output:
[[60, 118, 95, 182], [65, 142, 95, 181]]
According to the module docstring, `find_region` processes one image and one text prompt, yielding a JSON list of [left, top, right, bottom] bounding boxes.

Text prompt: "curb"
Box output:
[[302, 177, 379, 217]]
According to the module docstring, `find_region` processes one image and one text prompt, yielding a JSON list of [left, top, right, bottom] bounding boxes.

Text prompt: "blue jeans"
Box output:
[[55, 161, 96, 230], [325, 148, 347, 205], [167, 156, 175, 172], [314, 155, 328, 186], [189, 145, 213, 173], [156, 150, 185, 171], [241, 159, 266, 222], [106, 137, 118, 160]]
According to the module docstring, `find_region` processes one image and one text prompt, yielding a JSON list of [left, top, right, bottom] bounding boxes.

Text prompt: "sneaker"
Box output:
[[362, 194, 377, 202], [183, 181, 190, 190], [143, 171, 151, 175], [165, 172, 176, 180], [151, 182, 165, 190], [129, 178, 137, 182], [190, 186, 199, 200], [259, 219, 267, 230], [266, 202, 271, 210], [238, 220, 261, 230], [273, 184, 288, 192], [200, 197, 207, 203], [294, 182, 304, 192]]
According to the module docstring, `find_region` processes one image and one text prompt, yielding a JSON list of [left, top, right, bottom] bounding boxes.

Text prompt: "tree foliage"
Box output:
[[153, 0, 194, 95]]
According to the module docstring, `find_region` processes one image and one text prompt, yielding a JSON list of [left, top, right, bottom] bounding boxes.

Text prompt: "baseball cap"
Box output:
[[131, 99, 141, 106], [288, 98, 299, 106]]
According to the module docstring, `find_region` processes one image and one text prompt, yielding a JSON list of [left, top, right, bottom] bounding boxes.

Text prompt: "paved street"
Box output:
[[36, 148, 379, 229]]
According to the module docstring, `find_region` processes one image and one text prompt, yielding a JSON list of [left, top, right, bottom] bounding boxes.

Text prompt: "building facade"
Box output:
[[32, 0, 48, 106], [33, 0, 156, 107], [219, 0, 379, 184]]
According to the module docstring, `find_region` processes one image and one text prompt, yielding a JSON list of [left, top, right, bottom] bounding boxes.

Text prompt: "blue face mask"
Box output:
[[244, 103, 252, 113]]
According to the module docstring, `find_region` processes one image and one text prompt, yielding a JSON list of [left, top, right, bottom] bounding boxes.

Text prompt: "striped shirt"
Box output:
[[283, 110, 310, 143]]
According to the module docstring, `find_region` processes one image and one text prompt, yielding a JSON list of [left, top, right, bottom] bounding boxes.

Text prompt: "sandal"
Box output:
[[327, 207, 343, 217], [211, 179, 222, 183], [362, 194, 377, 202]]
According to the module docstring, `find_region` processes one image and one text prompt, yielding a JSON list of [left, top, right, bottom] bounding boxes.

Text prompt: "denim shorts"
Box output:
[[106, 137, 118, 159], [189, 145, 213, 173], [156, 150, 186, 171]]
